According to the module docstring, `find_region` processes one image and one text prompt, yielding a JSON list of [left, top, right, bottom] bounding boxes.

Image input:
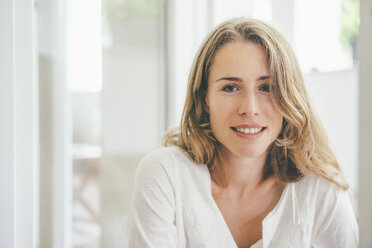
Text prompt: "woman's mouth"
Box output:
[[231, 127, 266, 134]]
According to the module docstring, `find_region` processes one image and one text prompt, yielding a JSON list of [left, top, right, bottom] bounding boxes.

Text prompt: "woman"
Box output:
[[129, 18, 359, 248]]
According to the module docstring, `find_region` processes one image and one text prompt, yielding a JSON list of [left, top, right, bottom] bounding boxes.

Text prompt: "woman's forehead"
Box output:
[[209, 41, 269, 80]]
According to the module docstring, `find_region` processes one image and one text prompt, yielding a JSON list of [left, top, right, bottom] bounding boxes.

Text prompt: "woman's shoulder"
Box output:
[[295, 174, 344, 195], [136, 146, 207, 180], [139, 146, 194, 167], [294, 177, 358, 246], [293, 174, 350, 211]]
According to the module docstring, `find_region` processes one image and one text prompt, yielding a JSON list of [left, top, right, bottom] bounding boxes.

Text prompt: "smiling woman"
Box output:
[[129, 18, 359, 248]]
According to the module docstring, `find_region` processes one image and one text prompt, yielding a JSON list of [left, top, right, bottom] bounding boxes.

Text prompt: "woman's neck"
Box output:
[[212, 148, 272, 200]]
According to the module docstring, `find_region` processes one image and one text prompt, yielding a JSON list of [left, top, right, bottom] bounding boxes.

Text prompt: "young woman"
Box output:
[[129, 18, 359, 248]]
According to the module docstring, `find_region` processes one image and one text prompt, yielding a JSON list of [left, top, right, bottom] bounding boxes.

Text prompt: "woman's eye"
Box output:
[[259, 84, 270, 92], [222, 85, 238, 92]]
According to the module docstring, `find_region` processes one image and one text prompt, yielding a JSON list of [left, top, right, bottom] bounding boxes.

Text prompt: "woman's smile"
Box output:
[[231, 126, 266, 137]]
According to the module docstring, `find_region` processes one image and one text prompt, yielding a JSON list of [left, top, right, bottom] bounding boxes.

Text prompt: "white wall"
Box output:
[[358, 0, 372, 246], [102, 45, 163, 154], [304, 70, 358, 194], [38, 0, 72, 247], [0, 0, 38, 247], [101, 17, 165, 155], [0, 1, 17, 246], [167, 0, 212, 127]]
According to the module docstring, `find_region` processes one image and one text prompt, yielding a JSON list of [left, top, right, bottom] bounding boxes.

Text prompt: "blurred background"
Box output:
[[8, 0, 362, 247]]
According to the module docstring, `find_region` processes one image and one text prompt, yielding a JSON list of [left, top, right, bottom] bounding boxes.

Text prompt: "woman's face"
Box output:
[[206, 41, 283, 160]]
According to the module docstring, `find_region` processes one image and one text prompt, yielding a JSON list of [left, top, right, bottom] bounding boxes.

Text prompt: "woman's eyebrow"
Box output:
[[258, 75, 270, 81], [215, 77, 242, 83], [215, 75, 270, 82]]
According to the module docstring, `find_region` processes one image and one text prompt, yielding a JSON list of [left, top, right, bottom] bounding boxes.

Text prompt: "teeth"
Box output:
[[236, 127, 263, 134]]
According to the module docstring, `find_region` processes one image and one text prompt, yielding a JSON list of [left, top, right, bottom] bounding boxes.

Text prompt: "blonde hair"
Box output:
[[165, 18, 349, 190]]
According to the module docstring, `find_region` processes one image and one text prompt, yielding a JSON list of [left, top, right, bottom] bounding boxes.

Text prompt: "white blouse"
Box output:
[[129, 147, 359, 248]]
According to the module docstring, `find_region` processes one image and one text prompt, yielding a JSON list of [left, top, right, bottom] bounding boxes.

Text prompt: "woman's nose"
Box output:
[[238, 91, 259, 116]]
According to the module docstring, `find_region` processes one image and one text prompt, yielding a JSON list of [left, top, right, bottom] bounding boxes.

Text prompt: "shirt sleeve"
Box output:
[[312, 181, 359, 248], [129, 155, 177, 248]]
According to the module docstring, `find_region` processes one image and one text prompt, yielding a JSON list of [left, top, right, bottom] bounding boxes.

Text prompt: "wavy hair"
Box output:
[[164, 18, 348, 190]]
